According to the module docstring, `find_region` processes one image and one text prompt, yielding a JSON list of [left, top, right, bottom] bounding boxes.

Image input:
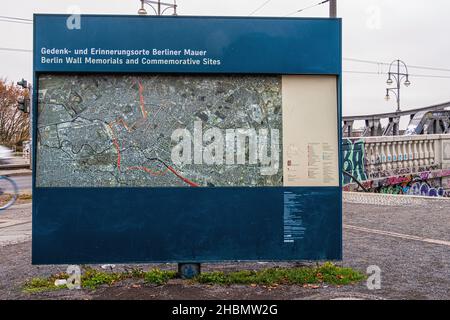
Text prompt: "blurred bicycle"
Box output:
[[0, 145, 13, 165], [0, 175, 18, 211]]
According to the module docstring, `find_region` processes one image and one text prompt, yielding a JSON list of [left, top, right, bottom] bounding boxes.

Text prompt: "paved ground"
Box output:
[[0, 196, 449, 300], [4, 175, 32, 193], [0, 157, 30, 171], [0, 171, 31, 195], [0, 204, 31, 246], [0, 156, 29, 165], [0, 156, 32, 192]]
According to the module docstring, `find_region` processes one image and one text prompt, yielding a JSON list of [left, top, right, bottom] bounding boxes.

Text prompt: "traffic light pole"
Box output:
[[16, 79, 32, 168], [28, 83, 32, 169]]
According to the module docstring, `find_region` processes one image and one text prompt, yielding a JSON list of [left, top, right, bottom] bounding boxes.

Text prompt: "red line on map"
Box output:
[[167, 165, 200, 187], [106, 78, 199, 187]]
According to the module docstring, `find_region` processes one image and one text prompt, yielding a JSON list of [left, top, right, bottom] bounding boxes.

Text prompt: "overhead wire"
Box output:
[[285, 0, 329, 17], [249, 0, 273, 16]]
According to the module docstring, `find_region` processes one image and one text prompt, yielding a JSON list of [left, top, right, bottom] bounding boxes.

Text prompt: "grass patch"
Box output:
[[128, 267, 146, 279], [18, 193, 32, 200], [196, 262, 365, 286], [144, 269, 177, 285], [23, 267, 178, 292], [0, 194, 15, 207], [81, 267, 125, 289], [23, 272, 68, 293], [22, 263, 365, 293], [80, 267, 177, 288], [23, 277, 60, 294], [0, 193, 32, 207]]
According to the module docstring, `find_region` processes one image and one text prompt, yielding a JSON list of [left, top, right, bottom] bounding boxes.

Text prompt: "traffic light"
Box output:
[[17, 78, 28, 89], [16, 78, 30, 113], [17, 97, 30, 113]]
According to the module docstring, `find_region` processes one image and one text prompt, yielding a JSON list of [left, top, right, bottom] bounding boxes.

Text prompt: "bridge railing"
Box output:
[[342, 101, 450, 137], [342, 134, 450, 195]]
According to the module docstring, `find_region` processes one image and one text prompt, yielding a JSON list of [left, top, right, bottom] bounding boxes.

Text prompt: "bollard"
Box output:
[[178, 263, 201, 279]]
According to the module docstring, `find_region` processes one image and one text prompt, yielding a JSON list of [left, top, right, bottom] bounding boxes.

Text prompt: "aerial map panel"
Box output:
[[36, 74, 283, 187]]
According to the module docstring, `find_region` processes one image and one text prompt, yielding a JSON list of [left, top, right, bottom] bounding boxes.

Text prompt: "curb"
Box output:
[[1, 171, 32, 177], [343, 191, 450, 206], [0, 164, 30, 170]]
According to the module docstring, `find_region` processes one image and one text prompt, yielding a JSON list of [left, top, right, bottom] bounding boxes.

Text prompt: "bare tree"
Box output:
[[0, 79, 30, 148]]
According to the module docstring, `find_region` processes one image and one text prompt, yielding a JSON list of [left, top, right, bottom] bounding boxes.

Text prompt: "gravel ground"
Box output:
[[0, 199, 449, 300]]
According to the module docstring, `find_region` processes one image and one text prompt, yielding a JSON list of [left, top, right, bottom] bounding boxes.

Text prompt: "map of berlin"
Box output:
[[36, 74, 283, 187]]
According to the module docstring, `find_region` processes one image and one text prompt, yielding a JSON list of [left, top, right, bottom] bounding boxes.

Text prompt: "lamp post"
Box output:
[[138, 0, 178, 16], [385, 59, 411, 113]]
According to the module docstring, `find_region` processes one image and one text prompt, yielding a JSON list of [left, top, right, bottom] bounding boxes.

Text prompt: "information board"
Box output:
[[33, 15, 342, 264]]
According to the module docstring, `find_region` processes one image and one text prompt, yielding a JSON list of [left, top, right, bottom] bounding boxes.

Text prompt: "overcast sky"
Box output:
[[1, 0, 450, 125]]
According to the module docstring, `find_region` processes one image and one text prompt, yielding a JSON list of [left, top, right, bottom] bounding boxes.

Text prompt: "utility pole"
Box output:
[[329, 0, 337, 18]]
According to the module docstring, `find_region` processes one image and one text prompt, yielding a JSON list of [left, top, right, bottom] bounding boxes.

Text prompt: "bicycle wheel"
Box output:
[[0, 176, 18, 211]]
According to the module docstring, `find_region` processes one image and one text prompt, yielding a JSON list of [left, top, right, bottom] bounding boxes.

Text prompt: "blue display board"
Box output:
[[32, 14, 342, 264]]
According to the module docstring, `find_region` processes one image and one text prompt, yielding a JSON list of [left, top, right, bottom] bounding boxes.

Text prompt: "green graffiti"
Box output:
[[342, 139, 367, 184]]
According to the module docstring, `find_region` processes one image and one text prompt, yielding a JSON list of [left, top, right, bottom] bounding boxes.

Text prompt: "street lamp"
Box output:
[[385, 59, 411, 113], [138, 2, 147, 15], [384, 91, 390, 101], [386, 77, 393, 85], [138, 0, 178, 16]]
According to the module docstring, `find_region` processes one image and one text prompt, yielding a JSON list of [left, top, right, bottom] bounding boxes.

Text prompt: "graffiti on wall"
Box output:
[[377, 179, 446, 197], [343, 170, 449, 197], [342, 139, 367, 184], [341, 136, 450, 198], [368, 165, 440, 180], [406, 182, 446, 197], [377, 170, 450, 197]]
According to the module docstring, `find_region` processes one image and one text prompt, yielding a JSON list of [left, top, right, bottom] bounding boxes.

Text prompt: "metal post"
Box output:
[[16, 79, 32, 168], [329, 0, 337, 18], [178, 263, 201, 279], [157, 0, 161, 15], [396, 60, 401, 112], [28, 83, 32, 170]]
